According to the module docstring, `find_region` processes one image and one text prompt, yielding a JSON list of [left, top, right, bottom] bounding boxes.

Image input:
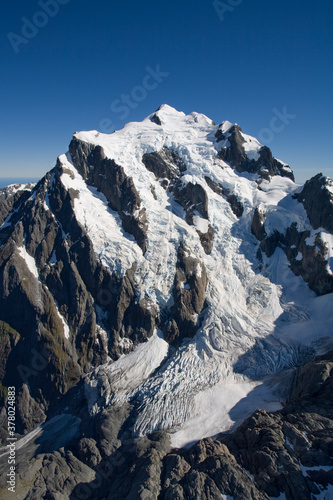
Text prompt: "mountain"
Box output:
[[0, 104, 332, 499]]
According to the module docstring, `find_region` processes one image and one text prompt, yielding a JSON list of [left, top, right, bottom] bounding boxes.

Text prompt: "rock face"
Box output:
[[164, 243, 207, 346], [251, 195, 333, 295], [142, 147, 186, 184], [217, 123, 295, 181], [0, 163, 156, 435], [142, 146, 216, 254], [251, 174, 333, 295], [296, 173, 333, 233], [0, 188, 33, 241]]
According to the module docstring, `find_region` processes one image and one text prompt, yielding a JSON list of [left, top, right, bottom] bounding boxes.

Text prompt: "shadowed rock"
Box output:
[[217, 124, 295, 181], [164, 243, 207, 346], [295, 173, 333, 233]]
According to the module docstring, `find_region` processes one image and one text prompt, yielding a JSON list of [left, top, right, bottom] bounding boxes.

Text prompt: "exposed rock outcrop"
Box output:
[[217, 124, 295, 181], [164, 243, 207, 346], [142, 148, 216, 254], [251, 207, 333, 295], [142, 147, 186, 184], [0, 163, 157, 437], [295, 173, 333, 233]]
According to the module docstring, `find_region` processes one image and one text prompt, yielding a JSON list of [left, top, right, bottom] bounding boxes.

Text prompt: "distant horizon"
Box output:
[[0, 177, 40, 189]]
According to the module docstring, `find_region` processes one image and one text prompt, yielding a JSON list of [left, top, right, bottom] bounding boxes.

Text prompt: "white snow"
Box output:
[[17, 245, 39, 279], [170, 377, 282, 448], [296, 252, 302, 261], [320, 231, 333, 274], [193, 214, 210, 233], [17, 244, 70, 339], [304, 228, 333, 274], [220, 120, 234, 134], [285, 436, 295, 450], [84, 330, 169, 414], [241, 131, 262, 161], [299, 461, 332, 476], [311, 485, 333, 499], [322, 176, 333, 196], [270, 494, 287, 500], [54, 300, 70, 339], [49, 250, 57, 265]]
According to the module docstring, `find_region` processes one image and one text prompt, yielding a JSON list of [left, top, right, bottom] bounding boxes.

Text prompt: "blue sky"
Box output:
[[1, 0, 332, 184]]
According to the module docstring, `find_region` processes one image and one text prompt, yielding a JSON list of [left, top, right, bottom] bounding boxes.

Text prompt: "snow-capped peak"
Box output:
[[2, 104, 332, 454]]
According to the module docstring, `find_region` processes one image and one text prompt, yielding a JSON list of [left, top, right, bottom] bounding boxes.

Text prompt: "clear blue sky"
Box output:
[[1, 0, 332, 184]]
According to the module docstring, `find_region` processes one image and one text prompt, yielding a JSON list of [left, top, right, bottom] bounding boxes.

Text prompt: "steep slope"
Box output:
[[0, 105, 332, 499]]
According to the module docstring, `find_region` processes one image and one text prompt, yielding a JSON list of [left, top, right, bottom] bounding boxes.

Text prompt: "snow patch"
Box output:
[[170, 377, 282, 448], [241, 132, 262, 161], [17, 245, 39, 279], [193, 214, 210, 233], [53, 300, 70, 339]]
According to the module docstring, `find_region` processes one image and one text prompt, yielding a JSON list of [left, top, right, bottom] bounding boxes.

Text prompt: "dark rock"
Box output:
[[197, 224, 215, 255], [0, 321, 20, 391], [286, 227, 333, 296], [2, 351, 333, 499], [109, 264, 158, 359], [287, 350, 333, 403], [0, 186, 33, 229], [77, 437, 102, 467], [173, 181, 209, 224], [251, 212, 333, 295], [217, 124, 295, 181], [164, 243, 207, 346], [227, 193, 244, 217], [251, 207, 267, 241], [150, 113, 162, 125], [296, 173, 333, 233], [0, 164, 154, 437], [16, 384, 47, 433], [162, 438, 270, 499], [16, 448, 95, 500], [95, 402, 132, 456], [142, 147, 186, 184]]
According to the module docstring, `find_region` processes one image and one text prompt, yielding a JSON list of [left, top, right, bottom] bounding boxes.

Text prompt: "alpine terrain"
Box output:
[[0, 104, 332, 500]]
